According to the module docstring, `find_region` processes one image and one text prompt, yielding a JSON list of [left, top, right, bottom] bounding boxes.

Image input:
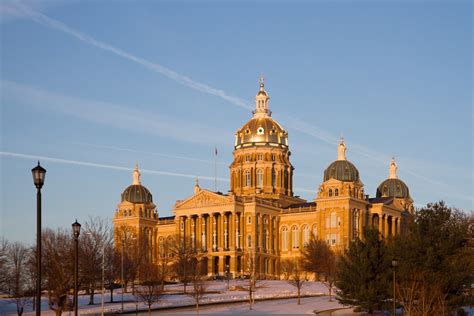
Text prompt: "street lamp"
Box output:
[[72, 220, 81, 316], [226, 264, 230, 290], [32, 161, 46, 316], [392, 259, 398, 316]]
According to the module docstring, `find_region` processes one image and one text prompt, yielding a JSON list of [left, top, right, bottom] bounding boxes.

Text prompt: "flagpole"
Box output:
[[214, 147, 217, 192]]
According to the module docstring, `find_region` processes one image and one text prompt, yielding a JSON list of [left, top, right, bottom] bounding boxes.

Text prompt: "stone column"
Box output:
[[379, 214, 384, 236], [229, 212, 234, 250]]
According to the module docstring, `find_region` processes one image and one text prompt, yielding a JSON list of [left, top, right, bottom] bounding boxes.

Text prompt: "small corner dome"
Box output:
[[323, 137, 360, 182], [121, 163, 153, 203], [121, 184, 153, 203], [376, 178, 410, 198], [376, 158, 410, 198]]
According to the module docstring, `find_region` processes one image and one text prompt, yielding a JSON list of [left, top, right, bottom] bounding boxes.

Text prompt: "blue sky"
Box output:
[[1, 0, 472, 243]]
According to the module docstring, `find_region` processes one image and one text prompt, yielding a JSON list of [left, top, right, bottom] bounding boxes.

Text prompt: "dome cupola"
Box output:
[[234, 75, 288, 149], [121, 164, 153, 203], [376, 158, 410, 198], [323, 137, 360, 182]]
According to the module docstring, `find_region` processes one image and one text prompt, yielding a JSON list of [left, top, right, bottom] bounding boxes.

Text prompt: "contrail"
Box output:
[[0, 151, 318, 195], [70, 141, 229, 166], [0, 151, 228, 182], [5, 2, 252, 111]]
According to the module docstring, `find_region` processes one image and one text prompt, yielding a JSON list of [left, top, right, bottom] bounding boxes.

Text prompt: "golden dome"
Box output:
[[235, 116, 288, 149], [234, 79, 288, 149]]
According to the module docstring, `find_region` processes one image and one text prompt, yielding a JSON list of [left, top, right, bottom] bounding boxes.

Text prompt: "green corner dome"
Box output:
[[376, 158, 410, 198], [121, 165, 153, 203], [323, 138, 360, 182], [121, 184, 153, 203], [323, 160, 360, 182], [376, 178, 410, 198]]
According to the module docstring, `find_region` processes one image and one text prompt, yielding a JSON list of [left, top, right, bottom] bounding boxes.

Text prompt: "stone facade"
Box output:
[[113, 79, 414, 279]]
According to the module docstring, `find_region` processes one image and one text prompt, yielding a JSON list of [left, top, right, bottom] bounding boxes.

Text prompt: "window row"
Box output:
[[280, 224, 317, 251]]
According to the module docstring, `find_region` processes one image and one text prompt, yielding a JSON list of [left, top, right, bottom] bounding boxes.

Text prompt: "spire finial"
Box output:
[[194, 177, 201, 194], [337, 137, 346, 160], [254, 74, 270, 117], [389, 157, 398, 179], [132, 163, 141, 185]]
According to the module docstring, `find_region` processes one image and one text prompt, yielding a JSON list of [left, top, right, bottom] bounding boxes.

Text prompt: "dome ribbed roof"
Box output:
[[235, 116, 288, 149], [121, 184, 153, 203], [323, 160, 360, 182], [376, 178, 410, 198]]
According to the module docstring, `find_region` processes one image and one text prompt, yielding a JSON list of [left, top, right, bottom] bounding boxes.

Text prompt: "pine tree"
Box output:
[[336, 227, 391, 314]]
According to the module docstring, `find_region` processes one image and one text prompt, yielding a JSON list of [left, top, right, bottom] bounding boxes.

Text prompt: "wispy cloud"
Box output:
[[1, 80, 229, 146], [0, 2, 252, 111], [0, 151, 229, 182]]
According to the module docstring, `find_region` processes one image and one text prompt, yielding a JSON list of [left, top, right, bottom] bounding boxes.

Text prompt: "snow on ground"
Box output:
[[0, 280, 348, 315]]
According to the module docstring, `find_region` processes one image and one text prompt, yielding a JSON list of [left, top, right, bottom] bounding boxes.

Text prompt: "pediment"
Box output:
[[174, 190, 232, 209]]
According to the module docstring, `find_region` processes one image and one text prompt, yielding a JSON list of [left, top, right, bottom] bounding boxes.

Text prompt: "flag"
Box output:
[[215, 147, 218, 156]]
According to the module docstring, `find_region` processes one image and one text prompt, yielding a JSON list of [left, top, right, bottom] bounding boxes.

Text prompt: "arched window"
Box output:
[[335, 189, 339, 196], [292, 226, 299, 249], [329, 189, 333, 197], [245, 170, 251, 187], [330, 212, 337, 228], [159, 237, 164, 257], [302, 225, 310, 246], [257, 169, 264, 188], [128, 209, 132, 216], [281, 227, 289, 251], [312, 224, 317, 239]]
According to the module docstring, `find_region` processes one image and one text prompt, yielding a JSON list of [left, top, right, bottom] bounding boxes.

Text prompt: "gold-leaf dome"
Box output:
[[234, 78, 288, 149]]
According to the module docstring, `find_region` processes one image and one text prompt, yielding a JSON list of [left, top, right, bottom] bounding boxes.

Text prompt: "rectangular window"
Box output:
[[247, 235, 252, 247], [248, 216, 251, 224]]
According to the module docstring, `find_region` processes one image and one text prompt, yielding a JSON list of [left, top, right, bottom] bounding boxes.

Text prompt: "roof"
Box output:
[[283, 202, 317, 209], [368, 197, 394, 204]]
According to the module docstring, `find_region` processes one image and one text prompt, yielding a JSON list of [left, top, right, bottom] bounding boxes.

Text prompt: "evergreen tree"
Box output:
[[390, 201, 474, 314], [336, 227, 391, 313]]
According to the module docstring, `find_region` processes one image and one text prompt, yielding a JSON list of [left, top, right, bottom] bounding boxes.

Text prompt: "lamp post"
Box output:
[[121, 235, 125, 313], [226, 264, 230, 290], [32, 161, 46, 316], [101, 246, 105, 316], [72, 220, 81, 316], [392, 259, 398, 316]]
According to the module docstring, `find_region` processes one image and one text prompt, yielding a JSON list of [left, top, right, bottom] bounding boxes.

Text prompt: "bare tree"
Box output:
[[4, 241, 33, 315], [135, 261, 163, 315], [283, 257, 306, 305], [240, 249, 265, 310], [42, 228, 74, 316], [80, 216, 114, 305], [0, 238, 9, 291], [157, 237, 173, 290], [187, 257, 207, 315], [169, 235, 200, 294], [301, 234, 337, 301]]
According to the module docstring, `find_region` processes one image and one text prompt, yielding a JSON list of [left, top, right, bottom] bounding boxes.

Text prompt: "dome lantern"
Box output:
[[389, 157, 397, 179], [337, 137, 347, 161], [133, 163, 141, 185], [254, 73, 270, 118]]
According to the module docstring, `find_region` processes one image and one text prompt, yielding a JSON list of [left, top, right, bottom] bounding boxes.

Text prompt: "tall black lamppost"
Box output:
[[32, 161, 46, 316], [72, 220, 81, 316], [226, 264, 230, 290], [392, 258, 398, 316]]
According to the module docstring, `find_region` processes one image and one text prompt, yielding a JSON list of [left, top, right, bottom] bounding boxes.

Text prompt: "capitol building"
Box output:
[[113, 80, 414, 279]]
